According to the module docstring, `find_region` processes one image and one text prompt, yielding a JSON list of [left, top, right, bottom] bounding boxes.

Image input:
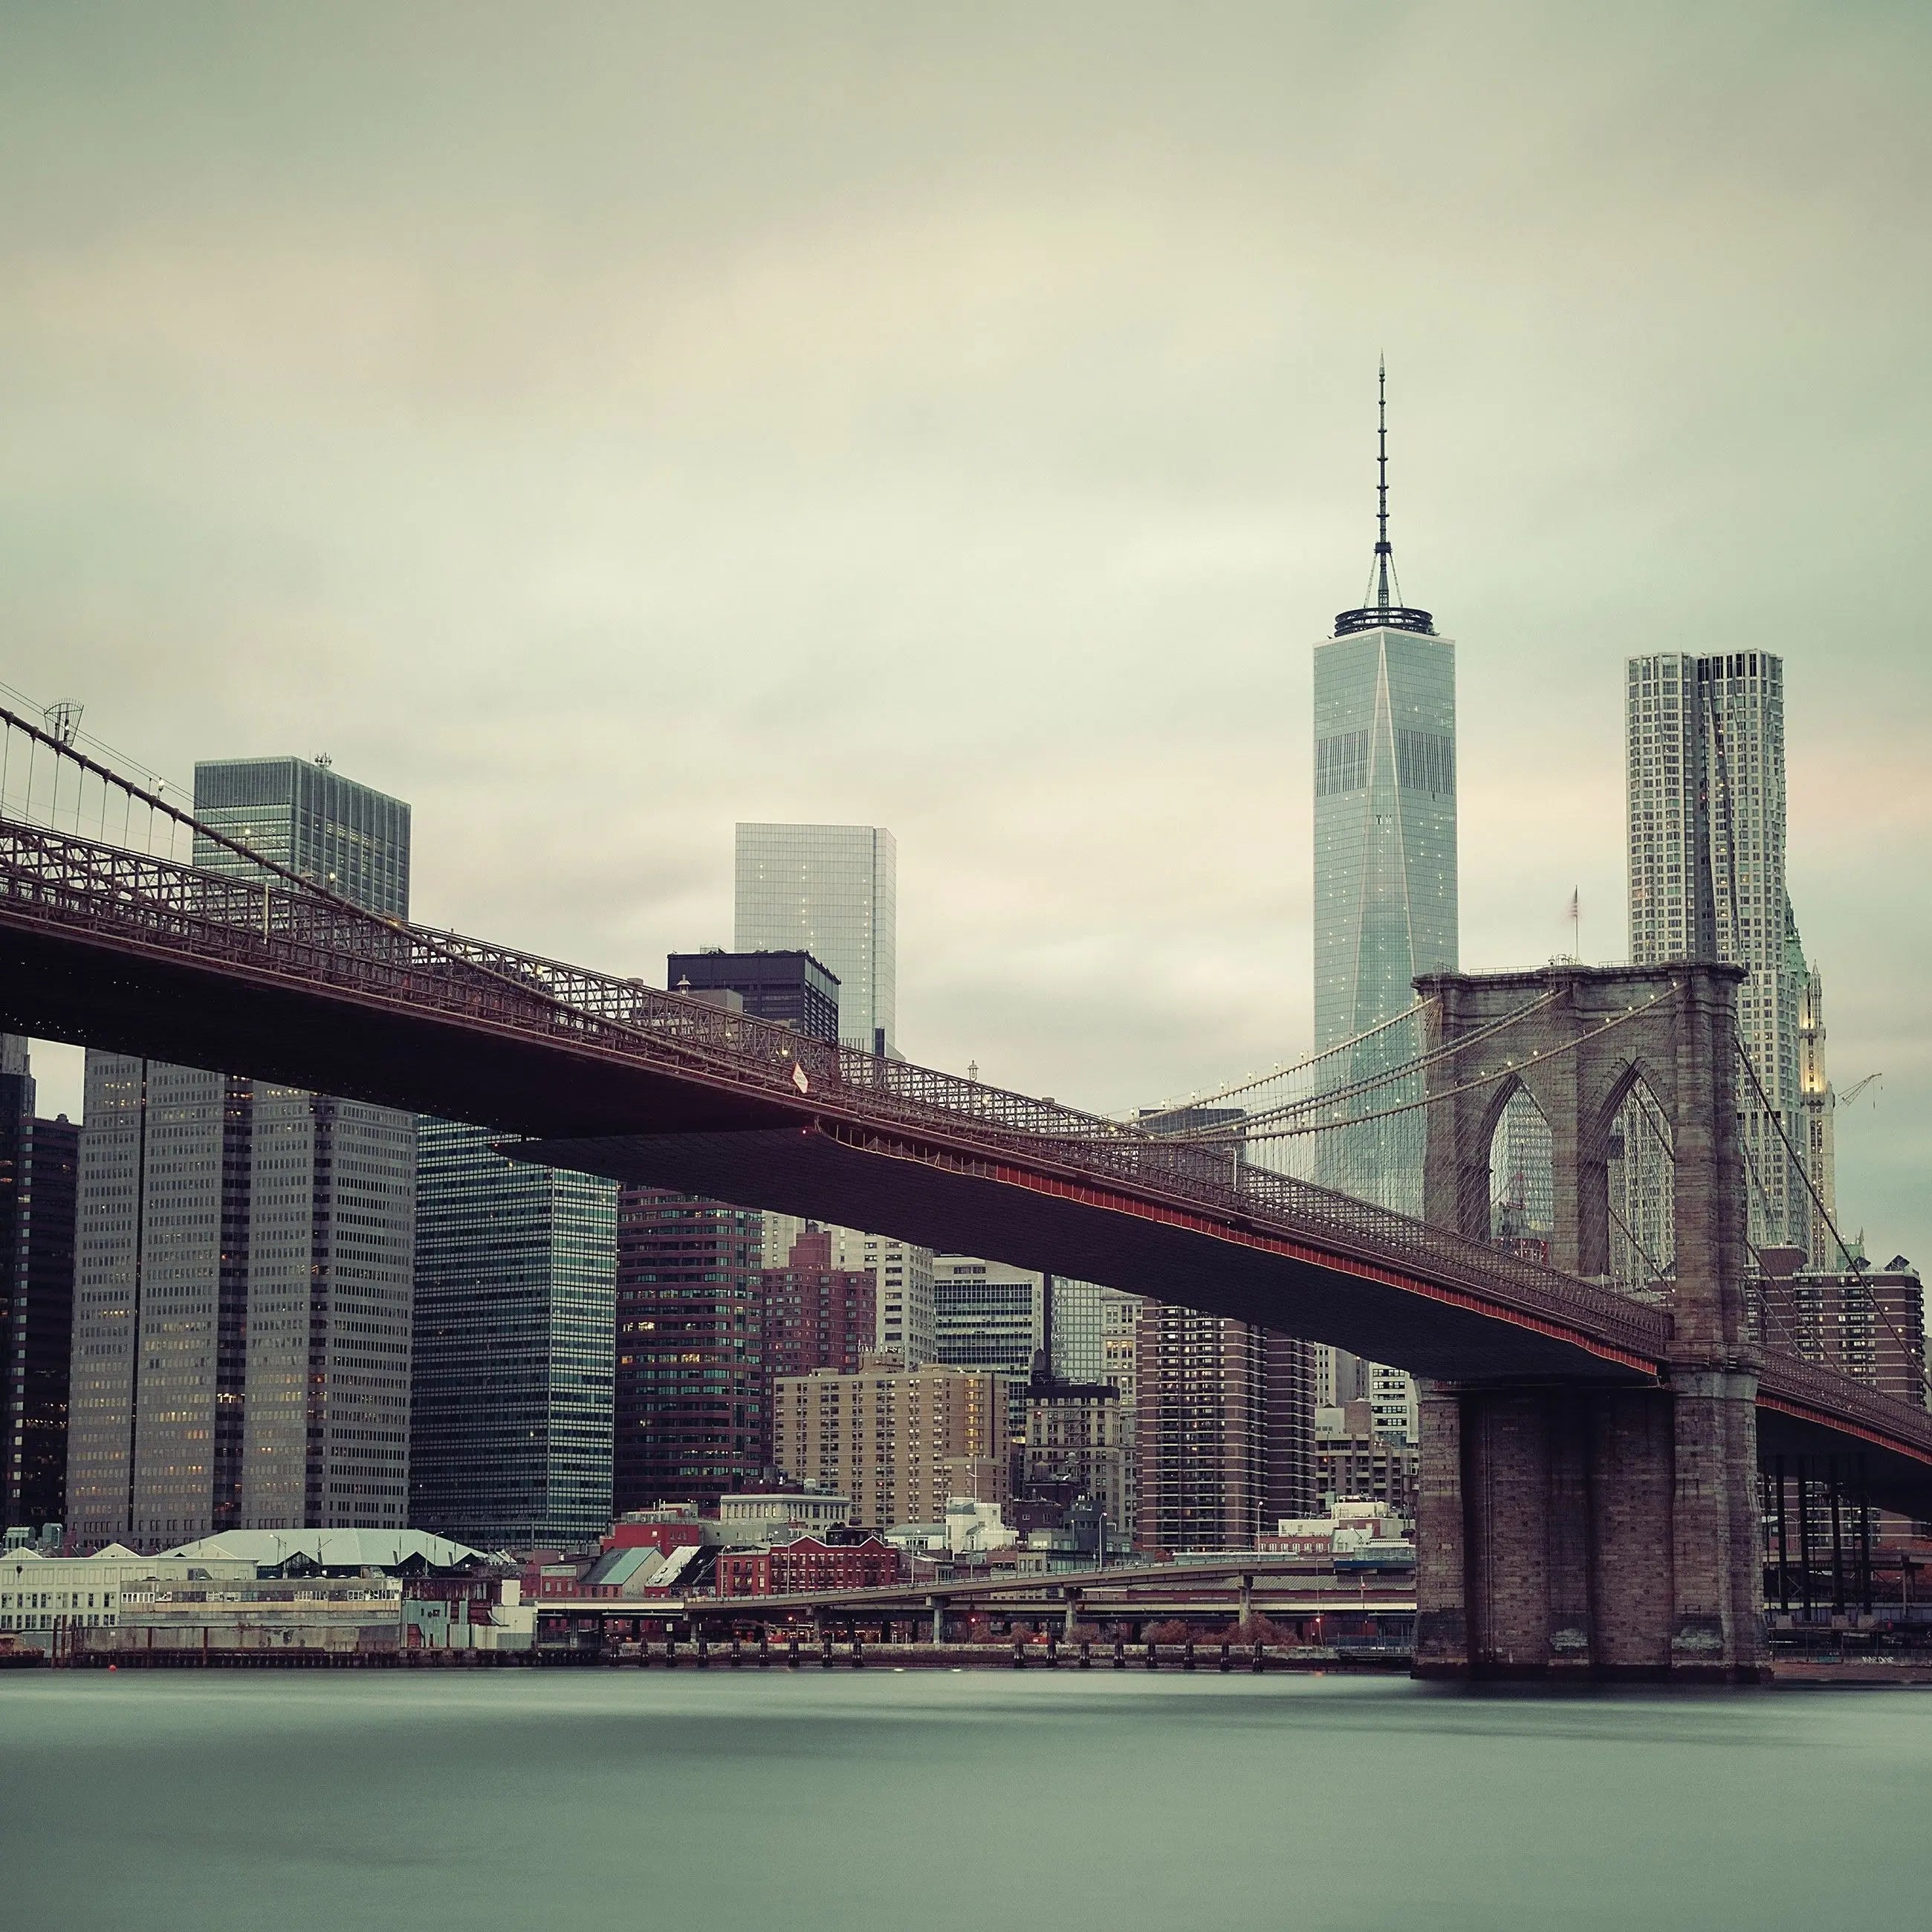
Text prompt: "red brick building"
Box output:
[[760, 1229, 876, 1379], [714, 1535, 901, 1598], [605, 1506, 709, 1557]]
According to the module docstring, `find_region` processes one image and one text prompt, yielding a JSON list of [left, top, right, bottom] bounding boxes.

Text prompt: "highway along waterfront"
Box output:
[[4, 1671, 1928, 1931]]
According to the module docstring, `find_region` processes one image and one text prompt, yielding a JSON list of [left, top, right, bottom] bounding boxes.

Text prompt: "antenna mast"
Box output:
[[1332, 360, 1433, 638], [1375, 359, 1392, 615]]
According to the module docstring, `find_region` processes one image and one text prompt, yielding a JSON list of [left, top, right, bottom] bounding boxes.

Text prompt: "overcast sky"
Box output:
[[6, 3, 1928, 1264]]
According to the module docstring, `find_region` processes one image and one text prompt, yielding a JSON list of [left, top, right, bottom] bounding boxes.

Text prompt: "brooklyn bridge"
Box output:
[[2, 703, 1926, 1682]]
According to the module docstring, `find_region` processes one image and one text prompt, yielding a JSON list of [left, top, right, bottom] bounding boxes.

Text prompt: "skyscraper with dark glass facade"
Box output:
[[614, 1189, 768, 1512], [67, 759, 416, 1552], [666, 949, 840, 1043], [412, 1121, 616, 1547], [1, 1038, 80, 1535]]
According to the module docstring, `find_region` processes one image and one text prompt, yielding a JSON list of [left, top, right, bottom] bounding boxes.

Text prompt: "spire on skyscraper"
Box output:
[[1334, 361, 1435, 638]]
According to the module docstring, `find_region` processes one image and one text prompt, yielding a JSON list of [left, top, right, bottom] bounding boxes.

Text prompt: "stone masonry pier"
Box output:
[[1411, 963, 1767, 1682]]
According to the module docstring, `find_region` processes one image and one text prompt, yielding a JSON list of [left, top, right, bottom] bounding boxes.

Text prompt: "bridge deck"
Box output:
[[2, 814, 1928, 1503]]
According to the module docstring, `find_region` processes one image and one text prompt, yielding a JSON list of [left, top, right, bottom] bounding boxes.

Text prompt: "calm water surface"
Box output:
[[2, 1670, 1927, 1930]]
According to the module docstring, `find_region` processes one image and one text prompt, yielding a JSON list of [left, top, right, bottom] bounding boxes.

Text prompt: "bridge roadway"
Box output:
[[3, 814, 1929, 1511]]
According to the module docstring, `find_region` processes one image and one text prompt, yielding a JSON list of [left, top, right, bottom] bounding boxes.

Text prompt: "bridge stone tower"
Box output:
[[1410, 962, 1766, 1681]]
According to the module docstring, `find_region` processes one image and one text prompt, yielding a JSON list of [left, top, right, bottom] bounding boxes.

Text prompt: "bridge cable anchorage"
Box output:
[[1734, 1028, 1932, 1407], [1137, 990, 1565, 1144]]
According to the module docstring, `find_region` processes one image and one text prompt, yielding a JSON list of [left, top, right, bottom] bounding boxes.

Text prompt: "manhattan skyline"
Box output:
[[4, 5, 1927, 1274]]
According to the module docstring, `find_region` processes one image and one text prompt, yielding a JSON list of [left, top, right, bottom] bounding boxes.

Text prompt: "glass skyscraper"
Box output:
[[734, 823, 897, 1056], [67, 758, 416, 1552], [193, 756, 410, 914], [1311, 371, 1457, 1214], [614, 1190, 768, 1512], [1309, 373, 1455, 1447], [1, 1038, 79, 1535], [412, 1121, 616, 1547]]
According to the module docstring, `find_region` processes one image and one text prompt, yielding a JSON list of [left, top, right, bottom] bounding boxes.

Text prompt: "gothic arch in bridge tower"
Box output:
[[1603, 1063, 1676, 1295], [1485, 1082, 1555, 1265]]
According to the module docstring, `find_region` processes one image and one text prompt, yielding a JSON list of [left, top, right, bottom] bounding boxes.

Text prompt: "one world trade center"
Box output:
[[1309, 369, 1458, 1432]]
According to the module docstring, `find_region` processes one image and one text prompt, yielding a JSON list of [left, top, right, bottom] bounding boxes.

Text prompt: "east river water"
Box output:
[[3, 1670, 1928, 1930]]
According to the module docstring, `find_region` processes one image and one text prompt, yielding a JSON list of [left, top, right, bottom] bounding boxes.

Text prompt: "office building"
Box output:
[[842, 1232, 934, 1366], [1312, 369, 1457, 1176], [734, 823, 896, 1056], [1, 1040, 80, 1534], [1313, 1346, 1367, 1410], [1135, 1303, 1315, 1554], [760, 1228, 876, 1379], [1625, 650, 1818, 1257], [667, 949, 841, 1044], [1020, 1378, 1128, 1529], [1046, 1279, 1138, 1385], [933, 1255, 1043, 1375], [192, 754, 411, 912], [411, 1121, 617, 1549], [613, 1188, 767, 1512], [1100, 1295, 1141, 1532], [67, 759, 415, 1553], [1367, 1361, 1419, 1447], [1311, 371, 1454, 1437], [932, 1260, 1132, 1395], [771, 1360, 1008, 1529]]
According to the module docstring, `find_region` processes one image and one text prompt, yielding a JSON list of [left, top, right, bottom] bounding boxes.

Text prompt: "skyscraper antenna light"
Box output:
[[1332, 362, 1435, 638]]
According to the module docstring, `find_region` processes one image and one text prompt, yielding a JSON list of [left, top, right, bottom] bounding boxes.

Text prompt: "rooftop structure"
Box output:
[[667, 949, 841, 1044], [156, 1528, 487, 1574]]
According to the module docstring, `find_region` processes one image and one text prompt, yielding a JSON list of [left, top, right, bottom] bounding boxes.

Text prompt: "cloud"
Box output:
[[5, 1, 1931, 1262]]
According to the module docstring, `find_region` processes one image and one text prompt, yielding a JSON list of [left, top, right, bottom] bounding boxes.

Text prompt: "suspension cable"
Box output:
[[1609, 1194, 1671, 1289], [1135, 996, 1441, 1123], [1149, 990, 1566, 1143], [1187, 988, 1680, 1144]]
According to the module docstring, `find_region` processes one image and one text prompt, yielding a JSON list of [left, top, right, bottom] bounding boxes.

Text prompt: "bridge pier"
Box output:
[[1415, 1377, 1766, 1682]]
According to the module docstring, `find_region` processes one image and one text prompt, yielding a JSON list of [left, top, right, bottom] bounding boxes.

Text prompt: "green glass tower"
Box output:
[[1312, 369, 1458, 1231]]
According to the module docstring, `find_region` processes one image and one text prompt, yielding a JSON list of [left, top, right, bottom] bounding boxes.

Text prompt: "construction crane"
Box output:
[[1839, 1073, 1881, 1107]]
